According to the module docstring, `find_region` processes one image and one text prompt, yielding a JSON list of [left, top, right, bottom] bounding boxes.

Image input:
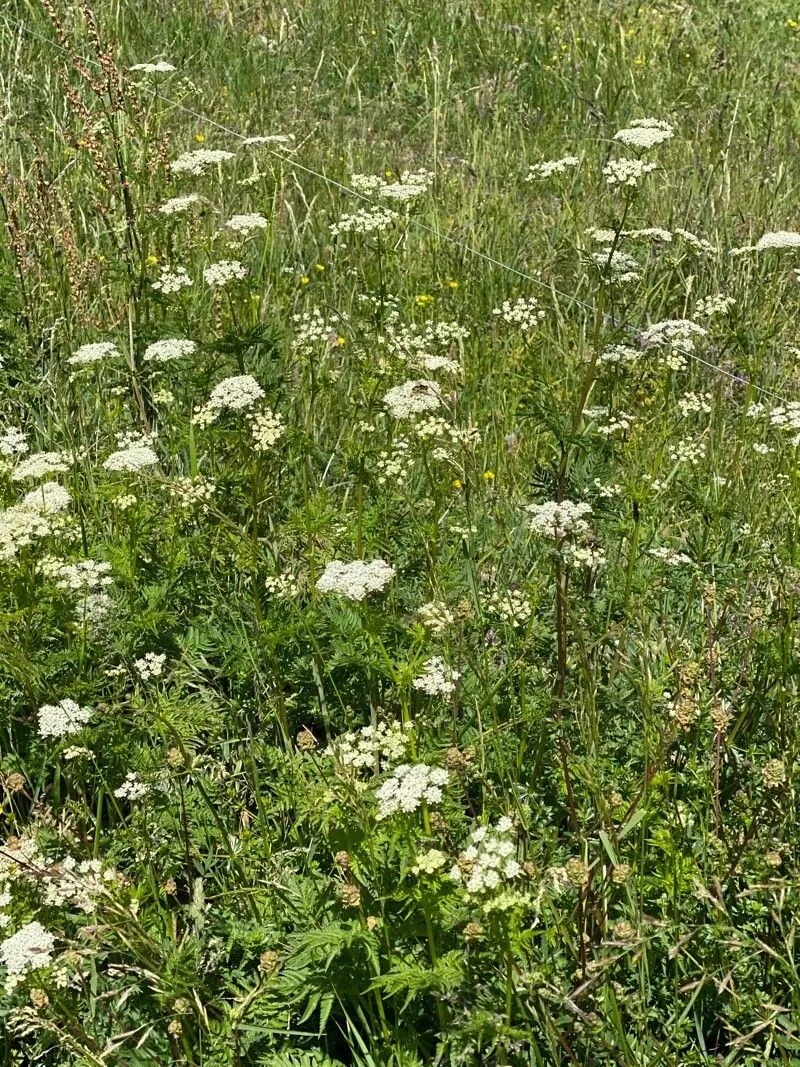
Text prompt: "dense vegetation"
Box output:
[[2, 0, 800, 1062]]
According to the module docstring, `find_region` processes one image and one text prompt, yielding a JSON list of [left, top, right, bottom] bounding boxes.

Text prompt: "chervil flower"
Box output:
[[317, 559, 395, 601], [37, 699, 93, 738]]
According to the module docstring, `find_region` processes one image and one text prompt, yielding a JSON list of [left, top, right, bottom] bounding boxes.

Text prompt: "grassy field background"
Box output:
[[1, 0, 800, 1063]]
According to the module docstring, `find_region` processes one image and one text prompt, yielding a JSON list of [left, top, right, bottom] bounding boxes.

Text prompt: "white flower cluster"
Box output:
[[668, 438, 705, 465], [383, 379, 443, 419], [264, 572, 300, 600], [40, 556, 112, 593], [251, 410, 285, 451], [21, 483, 71, 514], [157, 193, 199, 215], [375, 763, 448, 819], [695, 293, 735, 317], [169, 149, 234, 175], [152, 266, 193, 294], [12, 452, 69, 482], [677, 391, 712, 416], [167, 476, 216, 510], [527, 499, 592, 539], [203, 260, 248, 287], [135, 652, 166, 680], [755, 231, 800, 251], [0, 426, 28, 458], [649, 546, 692, 565], [613, 118, 674, 149], [326, 720, 413, 769], [674, 229, 716, 254], [0, 503, 54, 560], [492, 296, 546, 330], [316, 559, 395, 601], [377, 440, 415, 487], [42, 556, 107, 624], [486, 589, 531, 625], [144, 338, 197, 363], [526, 156, 579, 179], [600, 344, 640, 365], [416, 600, 455, 635], [638, 319, 707, 365], [412, 657, 460, 696], [292, 306, 339, 355], [103, 437, 159, 473], [450, 817, 521, 894], [591, 248, 640, 282], [623, 227, 673, 242], [330, 206, 399, 238], [41, 855, 118, 912], [68, 341, 119, 366], [350, 169, 433, 201], [114, 772, 148, 800], [592, 409, 634, 436], [225, 212, 269, 234], [0, 921, 55, 990], [603, 158, 657, 187], [769, 402, 800, 437], [243, 134, 295, 146], [194, 374, 265, 425], [130, 60, 175, 73], [37, 699, 93, 739]]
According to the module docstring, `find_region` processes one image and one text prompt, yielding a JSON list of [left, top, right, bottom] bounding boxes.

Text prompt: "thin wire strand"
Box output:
[[0, 10, 793, 407]]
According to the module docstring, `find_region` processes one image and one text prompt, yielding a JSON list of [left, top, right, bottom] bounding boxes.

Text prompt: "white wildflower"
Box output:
[[203, 260, 248, 287], [603, 158, 657, 187], [383, 379, 442, 419], [68, 342, 119, 366], [527, 500, 592, 538], [225, 213, 269, 234], [143, 338, 197, 363], [135, 652, 166, 680], [326, 720, 413, 770], [130, 60, 175, 73], [412, 657, 460, 696], [0, 922, 55, 986], [12, 452, 69, 482], [614, 119, 674, 149], [330, 207, 399, 238], [755, 231, 800, 251], [37, 699, 92, 739], [157, 194, 200, 215], [251, 410, 285, 451], [375, 763, 448, 819], [169, 149, 234, 176], [492, 296, 546, 330], [526, 156, 580, 179], [22, 483, 71, 514], [103, 443, 159, 473], [152, 266, 193, 294], [317, 559, 395, 601]]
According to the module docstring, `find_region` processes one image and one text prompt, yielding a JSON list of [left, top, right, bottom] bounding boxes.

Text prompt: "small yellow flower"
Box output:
[[384, 169, 394, 179], [483, 471, 495, 482], [452, 479, 462, 490], [415, 294, 434, 307], [337, 336, 346, 347], [145, 254, 159, 267], [194, 132, 206, 143], [315, 263, 325, 272], [300, 275, 310, 285], [634, 55, 645, 66], [788, 18, 799, 28], [447, 279, 459, 289]]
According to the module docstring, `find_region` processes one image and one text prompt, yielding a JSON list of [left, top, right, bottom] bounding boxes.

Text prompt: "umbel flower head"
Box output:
[[316, 559, 395, 601], [613, 118, 674, 149]]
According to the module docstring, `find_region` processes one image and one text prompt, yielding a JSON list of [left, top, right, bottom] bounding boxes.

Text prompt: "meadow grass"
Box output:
[[1, 0, 800, 1063]]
